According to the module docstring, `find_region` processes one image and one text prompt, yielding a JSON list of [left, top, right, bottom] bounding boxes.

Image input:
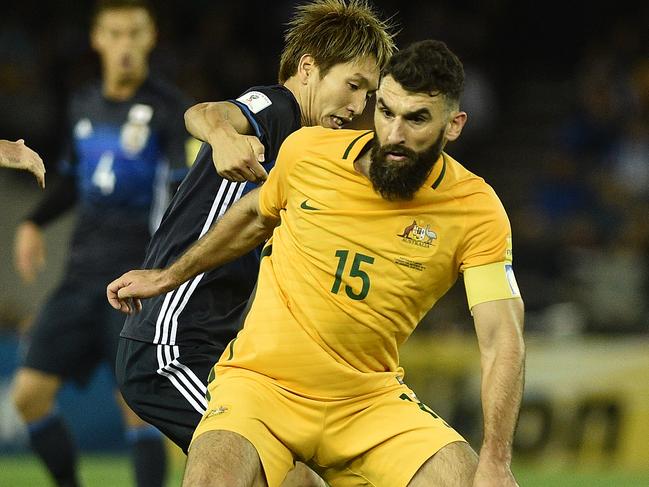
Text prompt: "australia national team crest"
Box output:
[[206, 405, 231, 418], [398, 219, 438, 248], [120, 103, 153, 157]]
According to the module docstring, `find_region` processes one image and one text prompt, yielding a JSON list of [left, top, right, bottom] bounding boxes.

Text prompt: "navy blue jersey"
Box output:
[[120, 85, 301, 345], [62, 78, 192, 280]]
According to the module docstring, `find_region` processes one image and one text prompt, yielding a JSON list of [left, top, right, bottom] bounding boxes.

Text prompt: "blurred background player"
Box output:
[[10, 1, 192, 486], [114, 1, 394, 485], [0, 139, 46, 188]]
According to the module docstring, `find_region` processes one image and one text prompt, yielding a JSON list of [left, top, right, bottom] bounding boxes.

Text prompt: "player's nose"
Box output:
[[385, 120, 406, 145]]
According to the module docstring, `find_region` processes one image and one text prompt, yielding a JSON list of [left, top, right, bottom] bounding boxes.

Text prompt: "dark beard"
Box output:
[[369, 131, 444, 201]]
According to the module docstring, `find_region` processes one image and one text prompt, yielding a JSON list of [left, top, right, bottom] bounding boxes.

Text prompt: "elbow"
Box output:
[[183, 108, 194, 129], [184, 103, 208, 128], [258, 214, 279, 240]]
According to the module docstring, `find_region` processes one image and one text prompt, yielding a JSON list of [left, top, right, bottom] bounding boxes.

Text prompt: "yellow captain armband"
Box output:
[[464, 261, 521, 310]]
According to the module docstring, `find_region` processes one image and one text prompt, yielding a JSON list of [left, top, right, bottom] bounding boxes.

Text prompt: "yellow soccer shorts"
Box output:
[[192, 368, 466, 487]]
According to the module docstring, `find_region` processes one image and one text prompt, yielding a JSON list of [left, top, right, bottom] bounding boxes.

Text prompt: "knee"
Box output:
[[12, 371, 57, 421], [11, 381, 34, 419]]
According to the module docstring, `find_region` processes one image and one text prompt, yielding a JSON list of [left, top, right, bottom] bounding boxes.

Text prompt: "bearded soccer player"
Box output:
[[109, 40, 524, 487]]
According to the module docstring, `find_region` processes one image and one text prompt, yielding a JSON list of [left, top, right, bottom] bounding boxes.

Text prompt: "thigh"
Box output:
[[192, 370, 318, 487], [184, 430, 266, 487], [408, 441, 477, 487], [23, 281, 101, 384], [116, 337, 217, 453], [320, 384, 467, 487]]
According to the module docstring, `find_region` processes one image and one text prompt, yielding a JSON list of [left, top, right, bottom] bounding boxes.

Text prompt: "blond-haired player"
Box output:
[[113, 1, 394, 485]]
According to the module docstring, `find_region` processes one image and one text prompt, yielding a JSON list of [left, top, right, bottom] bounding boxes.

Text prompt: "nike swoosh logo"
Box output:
[[300, 200, 319, 211]]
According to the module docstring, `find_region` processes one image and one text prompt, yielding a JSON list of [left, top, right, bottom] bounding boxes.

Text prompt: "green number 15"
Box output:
[[331, 250, 375, 300]]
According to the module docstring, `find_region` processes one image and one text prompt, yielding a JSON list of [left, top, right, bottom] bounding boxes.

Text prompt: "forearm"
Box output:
[[0, 140, 21, 168], [478, 333, 525, 464], [26, 174, 77, 226], [471, 297, 525, 466], [184, 102, 239, 142], [165, 188, 276, 287]]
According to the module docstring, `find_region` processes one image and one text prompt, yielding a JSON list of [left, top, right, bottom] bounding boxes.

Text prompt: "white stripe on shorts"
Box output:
[[156, 344, 208, 414]]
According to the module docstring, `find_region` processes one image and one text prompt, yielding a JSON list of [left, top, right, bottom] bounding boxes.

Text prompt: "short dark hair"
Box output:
[[383, 40, 464, 106], [92, 0, 156, 26]]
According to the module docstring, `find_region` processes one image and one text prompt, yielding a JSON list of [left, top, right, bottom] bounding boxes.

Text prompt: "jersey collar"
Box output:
[[426, 152, 447, 190]]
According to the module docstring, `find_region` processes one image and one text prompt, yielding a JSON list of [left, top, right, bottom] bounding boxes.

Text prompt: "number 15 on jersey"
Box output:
[[331, 250, 375, 301]]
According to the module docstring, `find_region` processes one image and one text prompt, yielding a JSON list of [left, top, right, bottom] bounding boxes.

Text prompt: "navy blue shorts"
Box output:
[[22, 278, 124, 386]]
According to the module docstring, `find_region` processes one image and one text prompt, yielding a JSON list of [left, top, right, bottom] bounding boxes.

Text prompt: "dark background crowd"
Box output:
[[1, 0, 648, 335]]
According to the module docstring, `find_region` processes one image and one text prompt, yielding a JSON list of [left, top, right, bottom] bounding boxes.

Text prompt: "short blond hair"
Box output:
[[278, 0, 396, 83]]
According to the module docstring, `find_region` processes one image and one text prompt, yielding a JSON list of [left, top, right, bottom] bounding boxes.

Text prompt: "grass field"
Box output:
[[1, 454, 649, 486]]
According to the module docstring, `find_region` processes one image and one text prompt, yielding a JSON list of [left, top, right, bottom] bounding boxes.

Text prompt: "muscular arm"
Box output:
[[107, 187, 278, 312], [14, 174, 77, 283], [165, 187, 276, 285], [184, 102, 267, 182], [471, 297, 525, 486], [184, 101, 253, 141]]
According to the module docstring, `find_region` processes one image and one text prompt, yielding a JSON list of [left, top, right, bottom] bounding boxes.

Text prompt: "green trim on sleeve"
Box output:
[[227, 338, 237, 360], [260, 244, 273, 259]]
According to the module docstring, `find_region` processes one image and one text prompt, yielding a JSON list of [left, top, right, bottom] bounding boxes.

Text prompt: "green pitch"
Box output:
[[1, 455, 648, 486], [0, 455, 183, 486]]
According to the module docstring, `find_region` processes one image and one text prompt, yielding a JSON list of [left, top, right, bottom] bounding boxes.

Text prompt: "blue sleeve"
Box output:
[[227, 86, 301, 171]]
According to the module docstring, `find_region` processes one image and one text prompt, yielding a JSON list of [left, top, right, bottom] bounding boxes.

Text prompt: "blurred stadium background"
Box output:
[[1, 0, 648, 485]]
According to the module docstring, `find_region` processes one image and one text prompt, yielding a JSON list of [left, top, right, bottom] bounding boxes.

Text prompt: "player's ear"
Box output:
[[297, 54, 316, 85], [90, 24, 101, 52], [445, 111, 467, 142], [144, 15, 158, 51]]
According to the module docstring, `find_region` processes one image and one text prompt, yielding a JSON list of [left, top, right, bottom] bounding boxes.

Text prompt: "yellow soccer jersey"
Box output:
[[218, 127, 519, 398]]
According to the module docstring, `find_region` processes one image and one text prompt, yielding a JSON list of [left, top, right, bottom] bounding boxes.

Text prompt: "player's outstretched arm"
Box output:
[[14, 221, 46, 284], [0, 139, 46, 188], [107, 187, 278, 313], [471, 297, 525, 487], [184, 101, 267, 183]]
